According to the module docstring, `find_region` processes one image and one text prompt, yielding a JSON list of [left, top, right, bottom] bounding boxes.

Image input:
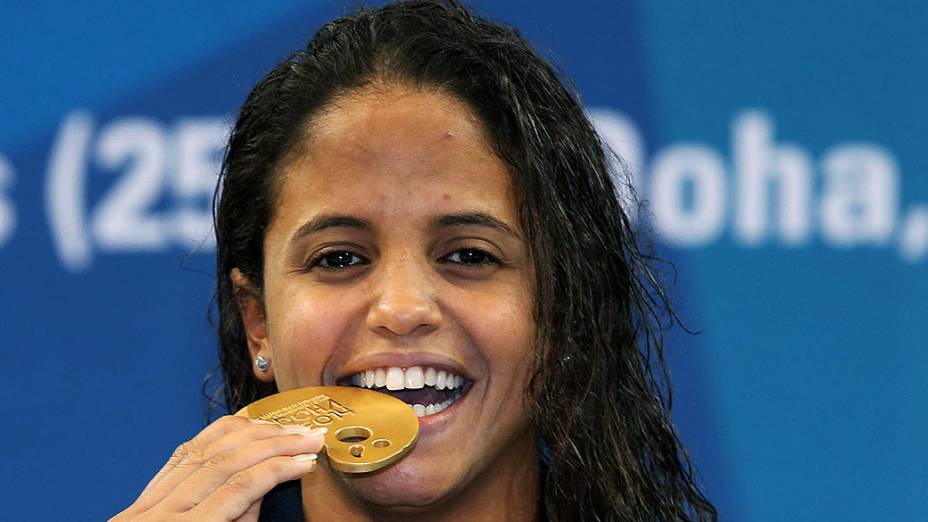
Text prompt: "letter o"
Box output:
[[650, 145, 727, 246]]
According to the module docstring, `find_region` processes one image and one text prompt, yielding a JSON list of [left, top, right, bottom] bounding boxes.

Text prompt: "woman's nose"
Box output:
[[365, 257, 442, 337]]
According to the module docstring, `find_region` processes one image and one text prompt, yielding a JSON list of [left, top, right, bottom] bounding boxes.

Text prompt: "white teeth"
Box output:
[[386, 367, 405, 390], [405, 393, 466, 418], [405, 366, 425, 389], [413, 400, 456, 417], [350, 366, 467, 393]]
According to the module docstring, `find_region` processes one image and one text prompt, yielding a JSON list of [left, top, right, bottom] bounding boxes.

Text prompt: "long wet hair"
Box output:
[[213, 1, 716, 520]]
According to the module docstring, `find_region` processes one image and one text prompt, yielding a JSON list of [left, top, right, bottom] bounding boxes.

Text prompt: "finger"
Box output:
[[134, 416, 281, 508], [239, 499, 263, 522], [161, 428, 326, 512], [139, 416, 252, 495], [200, 423, 318, 464], [187, 453, 318, 520]]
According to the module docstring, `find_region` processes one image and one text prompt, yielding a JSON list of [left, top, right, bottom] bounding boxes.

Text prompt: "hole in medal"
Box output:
[[372, 439, 390, 448], [350, 444, 364, 458], [336, 426, 372, 444]]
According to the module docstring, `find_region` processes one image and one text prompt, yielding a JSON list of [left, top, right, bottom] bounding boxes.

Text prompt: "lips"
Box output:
[[337, 365, 471, 417]]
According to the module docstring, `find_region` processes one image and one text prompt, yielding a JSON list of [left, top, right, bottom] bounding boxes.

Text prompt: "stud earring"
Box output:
[[255, 355, 271, 373]]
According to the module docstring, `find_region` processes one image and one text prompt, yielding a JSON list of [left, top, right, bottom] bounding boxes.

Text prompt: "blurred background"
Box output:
[[2, 1, 925, 520]]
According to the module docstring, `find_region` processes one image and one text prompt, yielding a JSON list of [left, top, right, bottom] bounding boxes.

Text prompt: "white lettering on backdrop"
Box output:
[[45, 112, 226, 271], [0, 153, 15, 248], [588, 107, 926, 263], [8, 108, 921, 271]]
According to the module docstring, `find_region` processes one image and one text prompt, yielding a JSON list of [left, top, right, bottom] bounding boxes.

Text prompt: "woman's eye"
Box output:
[[441, 248, 499, 267], [310, 251, 368, 270]]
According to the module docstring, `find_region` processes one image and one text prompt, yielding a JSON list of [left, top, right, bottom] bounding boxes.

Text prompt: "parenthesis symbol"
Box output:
[[0, 153, 15, 248], [46, 111, 94, 272], [899, 205, 928, 264]]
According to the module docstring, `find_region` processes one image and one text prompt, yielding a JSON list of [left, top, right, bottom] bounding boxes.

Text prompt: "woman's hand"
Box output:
[[110, 415, 325, 522]]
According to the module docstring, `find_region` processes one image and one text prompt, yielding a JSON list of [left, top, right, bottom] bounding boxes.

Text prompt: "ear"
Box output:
[[230, 268, 275, 383]]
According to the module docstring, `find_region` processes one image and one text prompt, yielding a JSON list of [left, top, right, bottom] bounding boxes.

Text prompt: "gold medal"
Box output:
[[235, 386, 419, 473]]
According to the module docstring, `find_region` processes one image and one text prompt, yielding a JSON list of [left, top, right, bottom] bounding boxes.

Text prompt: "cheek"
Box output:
[[465, 286, 535, 383], [267, 288, 355, 389], [460, 287, 537, 447]]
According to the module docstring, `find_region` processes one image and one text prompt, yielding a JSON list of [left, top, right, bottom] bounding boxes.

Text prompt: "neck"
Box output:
[[300, 437, 540, 521]]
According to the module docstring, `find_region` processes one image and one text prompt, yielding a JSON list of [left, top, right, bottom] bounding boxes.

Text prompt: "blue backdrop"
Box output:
[[2, 2, 925, 520]]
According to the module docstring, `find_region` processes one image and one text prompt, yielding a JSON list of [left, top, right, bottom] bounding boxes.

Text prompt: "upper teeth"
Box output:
[[350, 366, 464, 391]]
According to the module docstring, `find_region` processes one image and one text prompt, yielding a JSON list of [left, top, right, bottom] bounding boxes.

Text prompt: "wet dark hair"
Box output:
[[213, 1, 716, 520]]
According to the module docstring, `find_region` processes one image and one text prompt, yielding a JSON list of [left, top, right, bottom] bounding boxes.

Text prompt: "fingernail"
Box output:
[[251, 419, 277, 425], [283, 425, 328, 438], [293, 453, 317, 461], [302, 427, 328, 438], [293, 453, 317, 472]]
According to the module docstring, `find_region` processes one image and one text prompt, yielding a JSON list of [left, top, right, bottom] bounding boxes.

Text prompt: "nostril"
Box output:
[[366, 295, 442, 338], [370, 318, 440, 338]]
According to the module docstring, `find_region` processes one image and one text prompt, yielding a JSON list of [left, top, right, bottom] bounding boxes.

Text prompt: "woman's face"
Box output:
[[236, 85, 537, 508]]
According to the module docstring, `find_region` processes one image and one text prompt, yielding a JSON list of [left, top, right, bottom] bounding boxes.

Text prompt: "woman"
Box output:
[[113, 1, 716, 520]]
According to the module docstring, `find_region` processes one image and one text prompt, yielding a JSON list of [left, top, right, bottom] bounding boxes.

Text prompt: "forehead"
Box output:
[[271, 86, 517, 226], [304, 85, 492, 161]]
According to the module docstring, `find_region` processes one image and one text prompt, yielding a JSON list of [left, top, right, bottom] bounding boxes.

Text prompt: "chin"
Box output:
[[339, 456, 464, 509]]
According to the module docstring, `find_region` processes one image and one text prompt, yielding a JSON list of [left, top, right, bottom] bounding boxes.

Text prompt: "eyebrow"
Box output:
[[431, 211, 521, 239], [290, 211, 520, 243], [290, 215, 372, 243]]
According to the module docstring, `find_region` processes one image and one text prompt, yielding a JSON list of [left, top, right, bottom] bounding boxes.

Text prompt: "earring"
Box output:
[[255, 355, 271, 373]]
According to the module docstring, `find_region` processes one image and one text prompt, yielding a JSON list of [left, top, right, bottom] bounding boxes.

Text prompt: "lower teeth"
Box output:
[[411, 390, 462, 417]]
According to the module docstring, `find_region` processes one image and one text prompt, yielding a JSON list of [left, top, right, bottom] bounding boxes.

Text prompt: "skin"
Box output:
[[234, 84, 540, 520], [110, 418, 327, 521]]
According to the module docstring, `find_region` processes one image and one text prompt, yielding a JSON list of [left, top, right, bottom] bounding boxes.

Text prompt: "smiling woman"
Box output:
[[111, 1, 716, 521], [231, 86, 543, 515]]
